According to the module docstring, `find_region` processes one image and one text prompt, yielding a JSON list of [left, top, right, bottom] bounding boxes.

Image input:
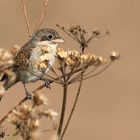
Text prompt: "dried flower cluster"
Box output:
[[57, 48, 106, 66], [0, 45, 20, 99], [110, 51, 120, 61], [56, 24, 109, 53], [8, 93, 58, 140], [36, 46, 118, 86], [0, 125, 8, 139], [0, 45, 19, 63]]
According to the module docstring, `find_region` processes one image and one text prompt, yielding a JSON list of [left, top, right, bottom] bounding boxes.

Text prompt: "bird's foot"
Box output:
[[23, 83, 32, 100], [25, 91, 32, 100], [45, 80, 51, 89]]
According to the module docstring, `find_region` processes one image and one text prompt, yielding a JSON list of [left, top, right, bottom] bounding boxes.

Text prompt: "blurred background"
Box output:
[[0, 0, 139, 140]]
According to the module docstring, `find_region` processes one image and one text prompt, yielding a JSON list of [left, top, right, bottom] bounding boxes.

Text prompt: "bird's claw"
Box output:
[[45, 80, 51, 89], [26, 91, 32, 100]]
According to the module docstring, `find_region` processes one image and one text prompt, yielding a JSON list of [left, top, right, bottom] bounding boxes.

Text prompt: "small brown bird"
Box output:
[[0, 28, 64, 100]]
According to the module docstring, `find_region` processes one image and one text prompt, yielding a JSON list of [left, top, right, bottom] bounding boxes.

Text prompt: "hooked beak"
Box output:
[[52, 37, 64, 43]]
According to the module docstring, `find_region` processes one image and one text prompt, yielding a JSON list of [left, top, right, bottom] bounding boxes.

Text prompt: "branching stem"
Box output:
[[60, 72, 84, 140]]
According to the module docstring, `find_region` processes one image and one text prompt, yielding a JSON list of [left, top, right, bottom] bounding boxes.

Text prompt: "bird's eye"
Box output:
[[48, 34, 53, 39]]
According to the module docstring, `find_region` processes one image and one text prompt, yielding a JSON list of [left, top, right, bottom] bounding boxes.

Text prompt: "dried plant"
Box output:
[[0, 0, 120, 140], [0, 125, 8, 139], [56, 24, 109, 53], [8, 93, 58, 140]]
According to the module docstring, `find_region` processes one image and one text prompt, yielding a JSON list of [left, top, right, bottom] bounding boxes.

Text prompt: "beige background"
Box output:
[[0, 0, 140, 140]]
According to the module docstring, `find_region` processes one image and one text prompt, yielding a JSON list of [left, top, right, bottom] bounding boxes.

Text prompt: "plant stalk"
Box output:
[[57, 84, 68, 138]]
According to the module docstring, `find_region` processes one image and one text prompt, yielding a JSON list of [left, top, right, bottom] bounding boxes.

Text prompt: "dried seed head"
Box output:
[[0, 126, 7, 139], [8, 115, 18, 125], [44, 109, 58, 121], [36, 61, 48, 71], [57, 50, 68, 58], [48, 109, 58, 119], [95, 56, 105, 65], [40, 53, 53, 61], [65, 57, 75, 66], [11, 45, 20, 55], [68, 50, 79, 57], [31, 119, 40, 129], [20, 104, 32, 114], [69, 27, 75, 33], [33, 93, 48, 106], [12, 109, 28, 120], [93, 27, 100, 36], [110, 51, 120, 61], [79, 54, 94, 64]]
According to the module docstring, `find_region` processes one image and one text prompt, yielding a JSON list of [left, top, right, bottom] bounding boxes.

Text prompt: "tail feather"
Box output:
[[0, 68, 18, 101], [0, 72, 4, 81], [0, 59, 16, 101], [0, 60, 14, 72]]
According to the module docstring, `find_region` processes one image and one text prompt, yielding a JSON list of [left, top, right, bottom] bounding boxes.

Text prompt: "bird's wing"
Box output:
[[14, 42, 36, 71]]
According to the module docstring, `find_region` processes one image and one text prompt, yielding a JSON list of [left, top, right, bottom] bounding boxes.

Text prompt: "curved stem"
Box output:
[[0, 97, 28, 124], [34, 0, 49, 33], [22, 0, 31, 37], [74, 61, 112, 83]]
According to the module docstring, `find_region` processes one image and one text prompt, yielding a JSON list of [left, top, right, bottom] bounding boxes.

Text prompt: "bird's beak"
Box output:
[[52, 37, 64, 43]]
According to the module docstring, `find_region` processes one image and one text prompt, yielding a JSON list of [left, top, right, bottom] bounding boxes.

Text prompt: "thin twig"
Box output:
[[68, 67, 87, 84], [74, 61, 112, 83], [56, 25, 78, 42], [22, 0, 31, 37], [33, 72, 62, 85], [0, 97, 28, 124], [66, 62, 79, 82], [34, 0, 49, 33], [86, 33, 97, 44], [69, 65, 98, 84], [60, 71, 84, 140], [49, 64, 63, 84]]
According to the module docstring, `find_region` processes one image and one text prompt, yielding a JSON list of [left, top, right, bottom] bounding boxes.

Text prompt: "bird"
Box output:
[[0, 28, 64, 100]]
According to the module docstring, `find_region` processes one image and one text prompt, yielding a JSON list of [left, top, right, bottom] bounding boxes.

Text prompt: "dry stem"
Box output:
[[22, 0, 31, 37], [34, 0, 49, 33], [57, 84, 68, 138], [0, 97, 28, 124]]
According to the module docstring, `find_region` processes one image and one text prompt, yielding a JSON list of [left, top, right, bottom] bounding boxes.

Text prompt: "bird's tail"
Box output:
[[0, 64, 18, 101]]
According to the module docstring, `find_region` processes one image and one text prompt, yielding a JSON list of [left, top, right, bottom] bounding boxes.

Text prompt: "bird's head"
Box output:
[[31, 28, 64, 45]]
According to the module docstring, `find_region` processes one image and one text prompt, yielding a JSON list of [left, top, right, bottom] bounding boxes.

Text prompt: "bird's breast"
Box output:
[[29, 42, 57, 74]]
